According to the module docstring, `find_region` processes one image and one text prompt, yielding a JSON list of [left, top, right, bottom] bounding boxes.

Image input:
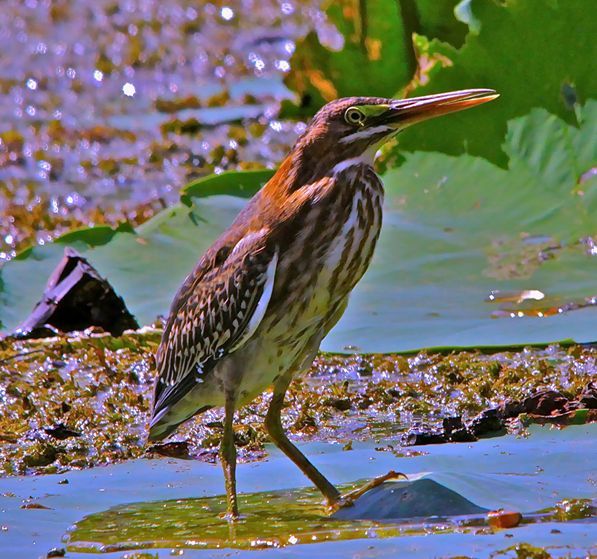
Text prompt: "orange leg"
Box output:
[[220, 393, 239, 520], [264, 371, 406, 512], [265, 375, 341, 505]]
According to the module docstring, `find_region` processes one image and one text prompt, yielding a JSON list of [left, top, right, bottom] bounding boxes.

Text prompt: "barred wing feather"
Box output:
[[151, 229, 278, 419]]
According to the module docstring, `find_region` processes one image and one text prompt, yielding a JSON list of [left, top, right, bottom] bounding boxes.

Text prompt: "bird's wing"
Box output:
[[152, 228, 278, 417]]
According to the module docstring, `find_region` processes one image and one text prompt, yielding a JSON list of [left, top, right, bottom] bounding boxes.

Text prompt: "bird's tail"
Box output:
[[147, 405, 211, 442]]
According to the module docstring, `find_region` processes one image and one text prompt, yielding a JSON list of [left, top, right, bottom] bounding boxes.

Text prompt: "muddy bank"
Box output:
[[1, 331, 595, 476]]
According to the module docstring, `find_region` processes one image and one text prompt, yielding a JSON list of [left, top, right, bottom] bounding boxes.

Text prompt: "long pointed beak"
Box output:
[[385, 89, 499, 128]]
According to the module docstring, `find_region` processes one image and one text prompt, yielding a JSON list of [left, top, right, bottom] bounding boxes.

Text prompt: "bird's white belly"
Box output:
[[236, 189, 382, 401], [209, 177, 383, 406], [299, 186, 382, 322]]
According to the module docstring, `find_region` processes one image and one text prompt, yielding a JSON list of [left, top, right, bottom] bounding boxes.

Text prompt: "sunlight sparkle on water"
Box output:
[[122, 82, 136, 96], [221, 6, 234, 21], [281, 2, 295, 15], [275, 60, 290, 72]]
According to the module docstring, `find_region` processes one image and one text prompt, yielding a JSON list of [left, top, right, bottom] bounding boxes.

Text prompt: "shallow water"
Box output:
[[1, 425, 595, 558]]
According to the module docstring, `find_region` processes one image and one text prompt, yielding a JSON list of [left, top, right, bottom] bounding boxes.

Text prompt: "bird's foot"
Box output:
[[326, 470, 407, 514], [218, 510, 244, 522]]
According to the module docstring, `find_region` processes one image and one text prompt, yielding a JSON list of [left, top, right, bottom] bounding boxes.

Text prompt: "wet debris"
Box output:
[[401, 429, 447, 446], [578, 381, 597, 408], [44, 423, 82, 440], [487, 509, 523, 529], [552, 498, 595, 521], [402, 409, 505, 446], [147, 440, 192, 460], [324, 397, 352, 411], [20, 502, 52, 510], [15, 247, 138, 338], [506, 385, 597, 419], [22, 443, 61, 468], [403, 383, 597, 447], [521, 389, 569, 415]]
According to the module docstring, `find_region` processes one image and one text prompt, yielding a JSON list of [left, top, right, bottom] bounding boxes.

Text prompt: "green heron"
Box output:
[[148, 89, 498, 519]]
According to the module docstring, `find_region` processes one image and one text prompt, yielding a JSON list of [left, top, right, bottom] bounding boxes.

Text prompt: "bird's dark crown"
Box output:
[[283, 97, 398, 185], [295, 96, 397, 153]]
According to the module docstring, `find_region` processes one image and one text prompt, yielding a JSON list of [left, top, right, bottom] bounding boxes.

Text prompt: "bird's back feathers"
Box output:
[[150, 227, 278, 434]]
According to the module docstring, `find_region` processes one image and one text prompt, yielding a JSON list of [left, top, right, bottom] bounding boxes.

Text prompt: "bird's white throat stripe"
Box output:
[[331, 145, 378, 175], [339, 124, 394, 144]]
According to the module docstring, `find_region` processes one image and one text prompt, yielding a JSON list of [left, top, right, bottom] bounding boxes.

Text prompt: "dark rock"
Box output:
[[402, 429, 447, 446], [46, 548, 66, 558], [333, 478, 487, 520], [14, 247, 138, 339], [442, 416, 464, 436], [44, 423, 81, 440], [448, 427, 478, 443], [522, 389, 568, 416], [468, 408, 506, 437]]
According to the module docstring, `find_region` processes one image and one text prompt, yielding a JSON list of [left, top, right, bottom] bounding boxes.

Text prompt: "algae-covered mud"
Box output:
[[1, 332, 595, 476]]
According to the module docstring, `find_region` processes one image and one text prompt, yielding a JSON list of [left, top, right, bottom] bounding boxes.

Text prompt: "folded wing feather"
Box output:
[[151, 228, 278, 419]]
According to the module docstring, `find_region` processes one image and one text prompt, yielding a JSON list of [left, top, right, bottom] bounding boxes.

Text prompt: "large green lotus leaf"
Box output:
[[282, 0, 416, 116], [327, 102, 596, 352], [1, 425, 595, 557], [1, 105, 595, 351], [402, 0, 469, 47], [397, 0, 597, 166]]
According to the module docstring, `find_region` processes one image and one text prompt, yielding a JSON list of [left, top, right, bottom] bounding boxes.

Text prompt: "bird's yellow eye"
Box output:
[[344, 107, 365, 126]]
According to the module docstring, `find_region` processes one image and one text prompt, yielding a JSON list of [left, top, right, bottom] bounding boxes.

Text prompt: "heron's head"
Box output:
[[293, 89, 498, 169]]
